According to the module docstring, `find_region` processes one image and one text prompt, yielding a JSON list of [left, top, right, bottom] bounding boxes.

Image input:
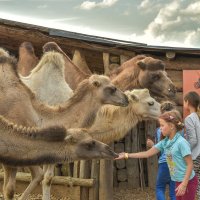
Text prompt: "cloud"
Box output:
[[132, 1, 200, 47], [138, 0, 163, 13], [80, 0, 118, 10]]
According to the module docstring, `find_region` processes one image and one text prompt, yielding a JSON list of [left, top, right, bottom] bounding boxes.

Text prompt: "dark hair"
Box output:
[[160, 101, 176, 113], [184, 91, 200, 117], [159, 110, 184, 132]]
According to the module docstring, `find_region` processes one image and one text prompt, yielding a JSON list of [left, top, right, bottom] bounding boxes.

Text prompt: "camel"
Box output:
[[89, 88, 161, 144], [0, 115, 117, 166], [20, 51, 73, 105], [42, 42, 176, 101], [17, 42, 39, 76], [43, 42, 90, 90], [0, 49, 128, 200], [110, 55, 177, 101]]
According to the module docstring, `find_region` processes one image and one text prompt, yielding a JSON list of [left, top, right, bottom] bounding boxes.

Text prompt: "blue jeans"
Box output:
[[156, 162, 176, 200]]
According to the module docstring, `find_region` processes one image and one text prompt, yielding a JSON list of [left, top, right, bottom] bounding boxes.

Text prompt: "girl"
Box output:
[[146, 101, 176, 200], [116, 110, 198, 200], [184, 91, 200, 200]]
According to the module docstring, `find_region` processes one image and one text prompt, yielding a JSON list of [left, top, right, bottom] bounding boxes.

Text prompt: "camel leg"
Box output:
[[19, 166, 43, 200], [42, 164, 55, 200], [2, 165, 17, 200]]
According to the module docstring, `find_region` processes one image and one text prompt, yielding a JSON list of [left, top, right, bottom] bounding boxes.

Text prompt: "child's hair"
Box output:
[[184, 91, 200, 118], [160, 101, 176, 114], [159, 110, 184, 131]]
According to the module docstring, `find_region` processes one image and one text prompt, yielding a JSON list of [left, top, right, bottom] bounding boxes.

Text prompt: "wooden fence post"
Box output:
[[145, 120, 158, 188]]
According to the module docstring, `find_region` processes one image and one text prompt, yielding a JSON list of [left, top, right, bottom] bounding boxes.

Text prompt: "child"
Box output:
[[184, 91, 200, 200], [116, 110, 198, 200], [146, 101, 176, 200]]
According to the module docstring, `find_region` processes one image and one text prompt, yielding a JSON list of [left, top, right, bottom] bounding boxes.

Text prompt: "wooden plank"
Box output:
[[126, 127, 140, 188], [89, 160, 100, 200], [99, 159, 114, 200], [72, 49, 91, 74], [103, 52, 110, 75], [80, 160, 91, 200], [0, 172, 94, 187], [0, 24, 136, 57], [145, 121, 158, 189]]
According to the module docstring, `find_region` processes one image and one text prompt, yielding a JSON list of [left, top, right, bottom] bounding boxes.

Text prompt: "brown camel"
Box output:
[[0, 115, 117, 166], [89, 88, 161, 144], [0, 50, 128, 200], [17, 42, 39, 76], [110, 55, 177, 101], [43, 42, 90, 90]]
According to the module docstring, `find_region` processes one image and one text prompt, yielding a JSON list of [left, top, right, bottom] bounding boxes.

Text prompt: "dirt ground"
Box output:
[[0, 187, 197, 200], [0, 188, 159, 200]]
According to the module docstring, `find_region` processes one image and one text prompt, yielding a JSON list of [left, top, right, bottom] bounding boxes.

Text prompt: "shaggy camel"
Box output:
[[89, 88, 161, 144], [110, 55, 177, 101], [17, 42, 39, 76], [43, 42, 90, 90], [0, 50, 128, 200], [0, 115, 117, 166], [20, 51, 73, 105]]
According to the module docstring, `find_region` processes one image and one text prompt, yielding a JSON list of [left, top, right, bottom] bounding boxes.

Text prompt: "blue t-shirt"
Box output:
[[156, 128, 185, 164], [155, 133, 195, 182]]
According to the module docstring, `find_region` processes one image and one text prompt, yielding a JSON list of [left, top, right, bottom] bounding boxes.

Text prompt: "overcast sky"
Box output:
[[0, 0, 200, 48]]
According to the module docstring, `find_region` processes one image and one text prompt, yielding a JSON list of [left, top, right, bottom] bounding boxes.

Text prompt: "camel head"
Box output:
[[125, 88, 161, 120], [88, 74, 128, 107], [136, 56, 176, 99], [64, 128, 118, 160]]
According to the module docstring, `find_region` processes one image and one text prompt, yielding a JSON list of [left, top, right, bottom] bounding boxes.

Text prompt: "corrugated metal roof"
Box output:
[[1, 18, 200, 54]]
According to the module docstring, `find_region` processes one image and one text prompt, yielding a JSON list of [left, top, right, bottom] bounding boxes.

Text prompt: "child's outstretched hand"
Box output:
[[114, 152, 125, 160], [175, 183, 187, 196]]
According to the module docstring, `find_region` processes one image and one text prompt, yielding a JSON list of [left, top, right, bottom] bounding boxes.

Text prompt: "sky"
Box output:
[[0, 0, 200, 48]]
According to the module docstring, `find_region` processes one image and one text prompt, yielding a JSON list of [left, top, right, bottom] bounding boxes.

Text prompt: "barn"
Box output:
[[0, 18, 200, 200]]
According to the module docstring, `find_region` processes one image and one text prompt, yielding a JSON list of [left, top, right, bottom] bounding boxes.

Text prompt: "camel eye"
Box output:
[[152, 74, 160, 81], [105, 87, 116, 94], [109, 87, 117, 94], [86, 141, 96, 150], [148, 101, 154, 106]]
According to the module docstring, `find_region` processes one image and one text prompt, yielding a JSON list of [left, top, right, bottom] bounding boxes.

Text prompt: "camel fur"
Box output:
[[43, 42, 90, 90], [0, 114, 117, 166], [20, 51, 73, 105]]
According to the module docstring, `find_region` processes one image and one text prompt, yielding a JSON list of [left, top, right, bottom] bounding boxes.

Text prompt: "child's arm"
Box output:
[[115, 146, 159, 160], [175, 155, 193, 196]]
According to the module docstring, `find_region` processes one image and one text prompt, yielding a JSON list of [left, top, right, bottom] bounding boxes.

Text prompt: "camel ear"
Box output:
[[92, 80, 101, 87], [131, 94, 139, 102], [137, 60, 146, 70]]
